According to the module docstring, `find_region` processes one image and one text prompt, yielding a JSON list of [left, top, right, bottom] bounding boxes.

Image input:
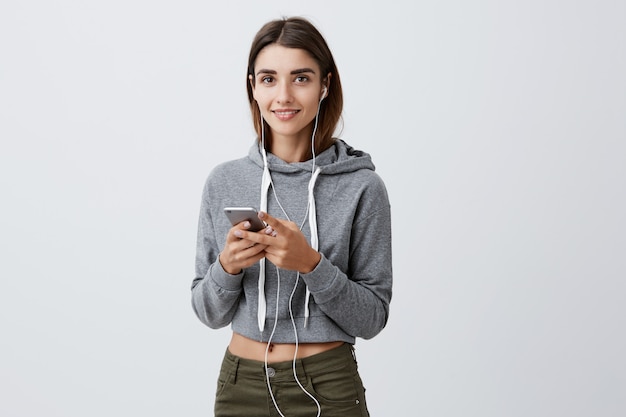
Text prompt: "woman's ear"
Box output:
[[249, 74, 256, 99], [323, 72, 332, 96]]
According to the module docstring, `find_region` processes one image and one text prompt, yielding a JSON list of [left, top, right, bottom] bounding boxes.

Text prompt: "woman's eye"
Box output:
[[261, 76, 274, 84], [295, 76, 309, 83]]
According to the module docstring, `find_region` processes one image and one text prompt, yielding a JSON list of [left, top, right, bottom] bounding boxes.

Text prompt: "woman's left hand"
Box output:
[[234, 211, 321, 273]]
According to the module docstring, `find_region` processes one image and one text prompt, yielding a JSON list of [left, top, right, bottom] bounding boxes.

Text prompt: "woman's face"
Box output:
[[251, 44, 326, 146]]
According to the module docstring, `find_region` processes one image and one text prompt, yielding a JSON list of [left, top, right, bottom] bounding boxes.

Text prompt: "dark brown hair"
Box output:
[[247, 17, 343, 155]]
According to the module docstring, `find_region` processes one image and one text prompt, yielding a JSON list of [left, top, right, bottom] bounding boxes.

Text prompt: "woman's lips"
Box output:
[[272, 109, 300, 121]]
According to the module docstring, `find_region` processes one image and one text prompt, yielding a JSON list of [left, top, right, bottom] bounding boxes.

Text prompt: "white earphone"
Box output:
[[320, 86, 328, 101]]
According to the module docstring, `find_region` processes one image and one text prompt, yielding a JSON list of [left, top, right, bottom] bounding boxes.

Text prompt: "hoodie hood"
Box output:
[[247, 138, 376, 176]]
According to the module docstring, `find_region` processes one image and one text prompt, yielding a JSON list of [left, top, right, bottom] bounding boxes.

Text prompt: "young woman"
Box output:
[[191, 17, 392, 417]]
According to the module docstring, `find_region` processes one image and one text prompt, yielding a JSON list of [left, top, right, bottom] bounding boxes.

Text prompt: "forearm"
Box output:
[[302, 255, 392, 339], [191, 262, 244, 329]]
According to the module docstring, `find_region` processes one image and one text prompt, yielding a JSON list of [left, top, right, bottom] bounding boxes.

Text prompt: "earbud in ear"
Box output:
[[321, 86, 328, 101]]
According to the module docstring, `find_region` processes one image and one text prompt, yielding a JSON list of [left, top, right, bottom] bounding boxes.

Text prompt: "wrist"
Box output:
[[219, 253, 242, 275], [300, 250, 321, 274]]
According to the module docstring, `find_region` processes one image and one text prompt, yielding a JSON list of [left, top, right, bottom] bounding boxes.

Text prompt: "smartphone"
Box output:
[[223, 207, 266, 232]]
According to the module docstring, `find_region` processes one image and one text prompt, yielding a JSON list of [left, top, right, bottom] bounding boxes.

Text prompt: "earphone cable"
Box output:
[[258, 94, 324, 416]]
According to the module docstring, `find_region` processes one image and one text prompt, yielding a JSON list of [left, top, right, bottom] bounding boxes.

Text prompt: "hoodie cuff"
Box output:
[[301, 254, 344, 302], [209, 260, 245, 291]]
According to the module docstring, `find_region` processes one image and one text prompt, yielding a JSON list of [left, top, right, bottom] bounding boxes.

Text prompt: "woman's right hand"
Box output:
[[218, 221, 269, 274]]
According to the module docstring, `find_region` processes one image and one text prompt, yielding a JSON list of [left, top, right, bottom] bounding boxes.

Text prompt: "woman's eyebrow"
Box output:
[[255, 68, 316, 76], [290, 67, 316, 75]]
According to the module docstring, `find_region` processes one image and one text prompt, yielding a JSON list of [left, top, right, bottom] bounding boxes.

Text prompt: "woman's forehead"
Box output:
[[254, 45, 320, 74]]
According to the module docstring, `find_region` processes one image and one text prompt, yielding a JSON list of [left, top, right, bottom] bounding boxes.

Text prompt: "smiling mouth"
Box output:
[[272, 110, 300, 120]]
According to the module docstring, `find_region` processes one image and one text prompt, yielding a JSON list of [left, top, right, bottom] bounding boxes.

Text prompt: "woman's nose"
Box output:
[[275, 82, 293, 103]]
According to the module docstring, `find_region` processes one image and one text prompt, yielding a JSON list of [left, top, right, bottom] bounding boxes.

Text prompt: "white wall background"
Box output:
[[1, 1, 624, 416]]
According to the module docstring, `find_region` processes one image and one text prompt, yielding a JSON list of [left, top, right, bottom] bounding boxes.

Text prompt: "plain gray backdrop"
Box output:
[[1, 1, 624, 416]]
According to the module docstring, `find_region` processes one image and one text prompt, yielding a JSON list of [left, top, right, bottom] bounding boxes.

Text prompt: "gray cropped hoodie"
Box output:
[[191, 139, 392, 344]]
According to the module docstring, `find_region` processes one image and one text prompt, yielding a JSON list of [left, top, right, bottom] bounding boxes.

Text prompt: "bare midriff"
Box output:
[[228, 332, 345, 363]]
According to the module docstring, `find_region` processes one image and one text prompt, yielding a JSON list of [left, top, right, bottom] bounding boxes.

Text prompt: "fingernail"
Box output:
[[234, 230, 243, 238], [258, 211, 265, 219], [243, 221, 250, 229], [271, 231, 278, 237]]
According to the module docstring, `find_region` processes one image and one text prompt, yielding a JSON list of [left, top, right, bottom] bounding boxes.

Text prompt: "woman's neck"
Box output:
[[268, 132, 312, 163]]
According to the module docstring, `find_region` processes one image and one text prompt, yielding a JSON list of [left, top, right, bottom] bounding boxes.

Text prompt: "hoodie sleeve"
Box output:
[[301, 175, 393, 340], [190, 177, 243, 329]]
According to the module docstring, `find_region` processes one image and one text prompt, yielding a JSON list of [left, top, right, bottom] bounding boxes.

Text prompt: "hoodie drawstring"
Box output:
[[304, 166, 321, 327], [257, 158, 272, 332]]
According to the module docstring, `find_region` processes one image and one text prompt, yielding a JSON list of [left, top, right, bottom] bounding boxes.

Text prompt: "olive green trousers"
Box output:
[[214, 343, 370, 417]]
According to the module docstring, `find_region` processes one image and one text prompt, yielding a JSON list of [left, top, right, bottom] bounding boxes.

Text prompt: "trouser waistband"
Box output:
[[222, 342, 355, 383]]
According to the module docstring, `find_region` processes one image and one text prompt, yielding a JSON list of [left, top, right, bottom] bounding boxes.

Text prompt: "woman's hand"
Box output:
[[233, 212, 321, 274], [219, 221, 268, 275]]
